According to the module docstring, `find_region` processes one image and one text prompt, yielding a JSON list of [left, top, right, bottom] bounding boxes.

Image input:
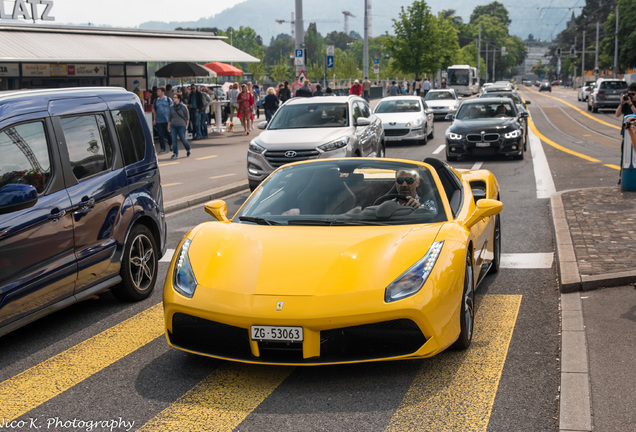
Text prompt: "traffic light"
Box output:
[[556, 47, 561, 57]]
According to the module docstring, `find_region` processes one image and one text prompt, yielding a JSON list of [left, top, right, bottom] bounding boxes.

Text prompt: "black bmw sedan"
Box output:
[[444, 97, 528, 161]]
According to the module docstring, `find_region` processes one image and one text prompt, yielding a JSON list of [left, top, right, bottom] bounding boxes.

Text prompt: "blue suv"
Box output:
[[0, 87, 167, 336]]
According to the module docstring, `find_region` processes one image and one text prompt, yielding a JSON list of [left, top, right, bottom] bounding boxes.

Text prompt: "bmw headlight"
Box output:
[[446, 132, 462, 140], [173, 239, 197, 298], [504, 130, 521, 139], [318, 137, 349, 152], [248, 140, 266, 154], [406, 118, 424, 127], [385, 241, 444, 303]]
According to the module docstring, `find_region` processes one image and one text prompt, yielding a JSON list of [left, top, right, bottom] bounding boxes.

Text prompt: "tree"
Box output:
[[470, 2, 511, 26], [325, 31, 355, 52], [382, 1, 437, 79], [305, 23, 324, 65], [269, 56, 292, 83]]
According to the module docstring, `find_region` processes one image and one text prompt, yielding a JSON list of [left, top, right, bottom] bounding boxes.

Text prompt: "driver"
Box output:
[[395, 169, 421, 209]]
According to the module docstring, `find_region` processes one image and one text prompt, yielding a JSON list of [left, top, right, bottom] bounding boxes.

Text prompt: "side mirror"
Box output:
[[355, 117, 371, 126], [204, 199, 230, 222], [464, 198, 502, 229], [445, 114, 455, 120], [524, 100, 531, 105], [0, 184, 38, 215], [258, 121, 268, 130]]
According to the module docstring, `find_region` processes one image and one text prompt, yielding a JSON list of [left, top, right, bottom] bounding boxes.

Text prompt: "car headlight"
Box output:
[[385, 241, 444, 303], [504, 130, 521, 139], [446, 132, 462, 140], [448, 106, 458, 111], [248, 140, 266, 154], [318, 137, 349, 152], [173, 239, 197, 298], [406, 118, 423, 127]]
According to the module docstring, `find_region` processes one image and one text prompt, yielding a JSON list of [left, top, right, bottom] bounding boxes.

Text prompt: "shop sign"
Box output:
[[0, 0, 55, 21], [0, 64, 20, 77], [68, 64, 107, 77], [50, 64, 67, 76], [22, 63, 50, 77]]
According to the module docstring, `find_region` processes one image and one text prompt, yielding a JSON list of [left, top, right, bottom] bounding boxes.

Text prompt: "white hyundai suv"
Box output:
[[247, 95, 385, 190]]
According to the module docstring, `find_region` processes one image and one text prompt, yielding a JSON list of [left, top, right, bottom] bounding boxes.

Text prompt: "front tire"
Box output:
[[111, 225, 158, 301], [452, 251, 475, 350]]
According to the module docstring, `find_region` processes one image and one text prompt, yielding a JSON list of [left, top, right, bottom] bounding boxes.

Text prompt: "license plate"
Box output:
[[476, 142, 490, 147], [384, 136, 401, 141], [251, 326, 303, 342]]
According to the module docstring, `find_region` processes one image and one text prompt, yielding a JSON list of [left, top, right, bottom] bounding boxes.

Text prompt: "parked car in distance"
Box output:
[[445, 97, 528, 161], [587, 78, 628, 113], [0, 87, 167, 337], [539, 82, 552, 92], [373, 96, 434, 145], [423, 89, 461, 121], [577, 82, 595, 102], [247, 95, 385, 191]]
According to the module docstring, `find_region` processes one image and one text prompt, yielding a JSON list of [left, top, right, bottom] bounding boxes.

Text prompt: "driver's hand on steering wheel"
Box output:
[[398, 196, 421, 208]]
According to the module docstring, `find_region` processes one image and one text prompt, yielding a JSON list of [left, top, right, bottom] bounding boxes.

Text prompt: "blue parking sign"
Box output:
[[327, 56, 334, 69], [295, 49, 303, 58]]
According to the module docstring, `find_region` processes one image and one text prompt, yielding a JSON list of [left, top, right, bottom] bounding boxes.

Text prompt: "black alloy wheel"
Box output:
[[452, 251, 475, 350], [111, 225, 158, 301]]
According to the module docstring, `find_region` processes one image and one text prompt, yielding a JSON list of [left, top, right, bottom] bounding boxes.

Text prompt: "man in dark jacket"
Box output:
[[188, 85, 204, 140], [295, 80, 313, 97]]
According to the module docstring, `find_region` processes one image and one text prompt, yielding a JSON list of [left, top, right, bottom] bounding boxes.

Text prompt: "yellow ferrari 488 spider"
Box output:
[[163, 157, 502, 365]]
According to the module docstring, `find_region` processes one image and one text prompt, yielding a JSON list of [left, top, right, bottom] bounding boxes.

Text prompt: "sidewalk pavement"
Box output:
[[552, 187, 636, 431]]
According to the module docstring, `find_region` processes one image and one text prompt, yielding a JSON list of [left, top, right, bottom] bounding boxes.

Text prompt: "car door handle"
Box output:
[[78, 197, 95, 210], [48, 209, 66, 221]]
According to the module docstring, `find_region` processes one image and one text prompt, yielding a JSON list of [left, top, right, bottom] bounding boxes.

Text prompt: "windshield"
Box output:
[[267, 102, 349, 129], [235, 160, 447, 226], [456, 101, 515, 120], [448, 69, 469, 86], [425, 91, 455, 101], [374, 99, 422, 114], [482, 92, 522, 104]]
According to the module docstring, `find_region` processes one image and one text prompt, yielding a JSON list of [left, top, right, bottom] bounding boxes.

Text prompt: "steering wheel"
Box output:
[[373, 193, 408, 205]]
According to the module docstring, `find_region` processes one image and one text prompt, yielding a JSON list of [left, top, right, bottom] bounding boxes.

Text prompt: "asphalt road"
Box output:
[[0, 85, 625, 432]]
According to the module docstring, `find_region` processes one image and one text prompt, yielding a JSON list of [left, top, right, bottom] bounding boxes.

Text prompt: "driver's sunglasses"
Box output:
[[396, 177, 416, 185]]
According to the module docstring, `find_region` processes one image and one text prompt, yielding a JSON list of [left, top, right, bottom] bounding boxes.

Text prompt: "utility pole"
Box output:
[[477, 25, 481, 84], [594, 20, 599, 81], [294, 0, 304, 75], [613, 6, 619, 78], [363, 0, 369, 79], [492, 45, 496, 82], [581, 30, 585, 80]]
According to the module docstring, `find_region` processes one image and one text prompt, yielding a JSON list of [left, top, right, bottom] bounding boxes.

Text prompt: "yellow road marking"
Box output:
[[527, 88, 621, 130], [209, 173, 237, 180], [159, 162, 179, 167], [138, 365, 292, 432], [197, 155, 219, 160], [528, 117, 601, 162], [0, 304, 164, 421], [386, 294, 521, 432], [162, 182, 183, 187], [604, 164, 620, 170]]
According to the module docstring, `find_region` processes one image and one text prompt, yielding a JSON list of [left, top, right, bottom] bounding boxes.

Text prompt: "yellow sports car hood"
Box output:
[[187, 223, 444, 296]]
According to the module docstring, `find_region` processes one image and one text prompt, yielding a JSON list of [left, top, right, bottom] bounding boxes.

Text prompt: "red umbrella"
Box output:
[[203, 62, 243, 76]]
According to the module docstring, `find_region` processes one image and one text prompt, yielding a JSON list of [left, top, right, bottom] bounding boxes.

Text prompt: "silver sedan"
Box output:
[[373, 96, 434, 145]]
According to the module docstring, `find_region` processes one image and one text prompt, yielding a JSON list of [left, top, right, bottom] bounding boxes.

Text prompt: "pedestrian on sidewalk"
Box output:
[[237, 84, 253, 135], [168, 93, 191, 159], [263, 87, 279, 122], [362, 77, 371, 101], [615, 82, 636, 183], [152, 86, 172, 154]]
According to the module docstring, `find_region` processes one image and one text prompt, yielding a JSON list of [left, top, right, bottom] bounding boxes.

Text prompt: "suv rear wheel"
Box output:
[[112, 225, 158, 301]]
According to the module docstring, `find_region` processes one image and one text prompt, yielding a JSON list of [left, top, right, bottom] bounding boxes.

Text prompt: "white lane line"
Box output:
[[500, 252, 554, 269], [160, 249, 176, 263], [528, 127, 556, 199], [471, 162, 483, 170], [432, 144, 445, 155]]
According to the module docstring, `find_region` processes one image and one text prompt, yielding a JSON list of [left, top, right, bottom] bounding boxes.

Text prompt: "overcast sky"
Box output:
[[20, 0, 245, 27]]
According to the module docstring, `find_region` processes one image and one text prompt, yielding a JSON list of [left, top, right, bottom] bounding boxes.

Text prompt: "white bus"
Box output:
[[447, 65, 479, 96]]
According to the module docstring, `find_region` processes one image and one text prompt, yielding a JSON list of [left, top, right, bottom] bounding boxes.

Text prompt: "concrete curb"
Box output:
[[559, 293, 592, 432], [164, 180, 250, 214], [551, 192, 581, 292]]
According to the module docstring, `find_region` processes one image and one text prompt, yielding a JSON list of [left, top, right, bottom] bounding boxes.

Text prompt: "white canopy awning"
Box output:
[[0, 23, 259, 63]]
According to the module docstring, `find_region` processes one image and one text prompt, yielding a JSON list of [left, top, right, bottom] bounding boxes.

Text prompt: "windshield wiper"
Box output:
[[238, 216, 280, 225], [288, 219, 390, 226]]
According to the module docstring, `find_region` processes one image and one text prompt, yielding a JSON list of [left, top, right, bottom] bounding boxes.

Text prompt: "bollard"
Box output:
[[622, 114, 636, 191]]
